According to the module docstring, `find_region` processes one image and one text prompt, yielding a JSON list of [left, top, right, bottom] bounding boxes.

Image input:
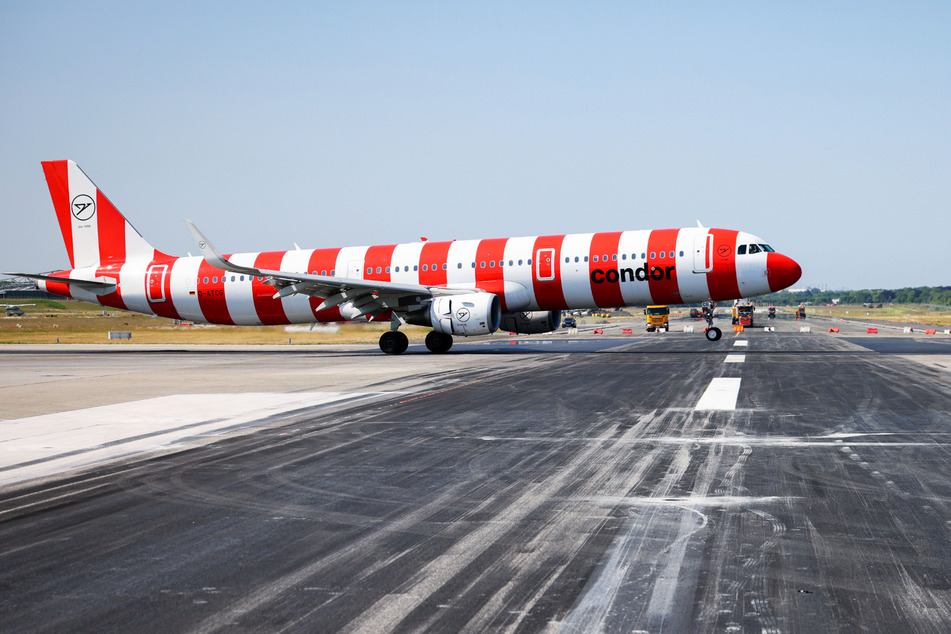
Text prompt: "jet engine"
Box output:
[[499, 310, 562, 334], [406, 293, 501, 336]]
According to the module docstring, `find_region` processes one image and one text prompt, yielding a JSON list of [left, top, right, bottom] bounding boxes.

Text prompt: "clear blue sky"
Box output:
[[2, 1, 948, 290]]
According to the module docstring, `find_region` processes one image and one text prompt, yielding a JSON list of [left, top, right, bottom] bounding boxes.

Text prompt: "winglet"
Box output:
[[185, 220, 260, 276]]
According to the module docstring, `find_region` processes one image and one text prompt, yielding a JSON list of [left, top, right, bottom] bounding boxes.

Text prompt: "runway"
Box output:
[[2, 316, 951, 632]]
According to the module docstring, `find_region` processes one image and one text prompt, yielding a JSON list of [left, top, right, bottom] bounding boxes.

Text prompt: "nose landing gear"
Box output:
[[702, 301, 722, 341]]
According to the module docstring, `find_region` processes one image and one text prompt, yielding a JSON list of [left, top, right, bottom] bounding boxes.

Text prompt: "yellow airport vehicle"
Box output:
[[645, 305, 669, 332]]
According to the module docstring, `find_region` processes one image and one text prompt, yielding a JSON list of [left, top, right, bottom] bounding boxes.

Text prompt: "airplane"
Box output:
[[4, 160, 801, 353], [2, 303, 34, 316]]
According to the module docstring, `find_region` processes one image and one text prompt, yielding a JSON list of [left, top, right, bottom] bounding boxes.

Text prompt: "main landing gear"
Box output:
[[703, 301, 722, 342], [379, 330, 409, 355], [378, 330, 454, 354], [425, 331, 453, 353]]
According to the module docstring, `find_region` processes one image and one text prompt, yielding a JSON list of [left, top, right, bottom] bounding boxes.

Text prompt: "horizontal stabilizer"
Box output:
[[3, 272, 117, 296]]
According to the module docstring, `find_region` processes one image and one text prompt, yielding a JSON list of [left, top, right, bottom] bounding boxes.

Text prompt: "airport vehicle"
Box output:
[[768, 306, 776, 319], [645, 305, 670, 332], [732, 301, 755, 327], [562, 317, 577, 328], [4, 160, 802, 353], [689, 307, 702, 319]]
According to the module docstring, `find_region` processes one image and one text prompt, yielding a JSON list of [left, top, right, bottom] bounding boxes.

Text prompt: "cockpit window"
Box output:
[[748, 244, 761, 254], [760, 244, 775, 252], [737, 244, 747, 255]]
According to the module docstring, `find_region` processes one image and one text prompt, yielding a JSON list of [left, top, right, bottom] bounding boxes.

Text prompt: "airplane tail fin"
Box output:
[[41, 160, 164, 269]]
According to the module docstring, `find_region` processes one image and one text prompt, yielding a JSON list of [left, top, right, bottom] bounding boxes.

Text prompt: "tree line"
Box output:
[[762, 286, 951, 307]]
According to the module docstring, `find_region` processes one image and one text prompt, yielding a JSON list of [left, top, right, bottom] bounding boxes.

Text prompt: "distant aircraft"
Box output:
[[4, 160, 801, 353], [2, 304, 34, 316]]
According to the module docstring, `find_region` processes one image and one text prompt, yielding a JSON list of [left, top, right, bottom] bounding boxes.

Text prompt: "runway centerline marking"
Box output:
[[725, 354, 746, 363], [694, 378, 741, 411], [733, 340, 748, 347]]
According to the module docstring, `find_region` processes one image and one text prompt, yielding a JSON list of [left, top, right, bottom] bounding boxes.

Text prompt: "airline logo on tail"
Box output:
[[3, 160, 802, 353], [71, 195, 96, 221]]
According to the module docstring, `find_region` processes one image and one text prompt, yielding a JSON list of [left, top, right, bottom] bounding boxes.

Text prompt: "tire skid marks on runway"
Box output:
[[340, 411, 678, 633], [562, 415, 730, 632], [695, 442, 790, 631]]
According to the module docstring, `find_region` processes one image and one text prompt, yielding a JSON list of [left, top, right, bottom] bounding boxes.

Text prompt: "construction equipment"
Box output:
[[645, 305, 670, 332], [732, 300, 755, 328]]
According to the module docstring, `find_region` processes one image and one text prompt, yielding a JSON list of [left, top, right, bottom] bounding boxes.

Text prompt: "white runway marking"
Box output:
[[694, 378, 742, 411], [733, 340, 748, 347], [0, 392, 375, 486], [725, 354, 746, 363]]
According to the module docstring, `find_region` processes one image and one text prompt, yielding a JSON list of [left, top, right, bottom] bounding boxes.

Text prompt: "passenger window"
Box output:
[[376, 267, 382, 274], [480, 262, 485, 268], [203, 277, 208, 284], [650, 252, 656, 259], [213, 277, 218, 283], [659, 252, 665, 259], [583, 256, 588, 262], [422, 264, 428, 271], [593, 255, 599, 262], [737, 245, 747, 255], [603, 254, 608, 262], [457, 263, 462, 269], [612, 254, 617, 261], [489, 261, 495, 268], [518, 259, 523, 266]]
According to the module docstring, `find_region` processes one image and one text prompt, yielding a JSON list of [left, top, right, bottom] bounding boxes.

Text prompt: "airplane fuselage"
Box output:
[[38, 226, 790, 326]]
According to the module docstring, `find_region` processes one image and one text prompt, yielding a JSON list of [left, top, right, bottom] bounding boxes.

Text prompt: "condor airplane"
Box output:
[[5, 160, 801, 353]]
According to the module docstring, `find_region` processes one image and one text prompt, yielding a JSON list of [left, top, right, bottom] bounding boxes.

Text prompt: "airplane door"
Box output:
[[147, 264, 168, 302], [347, 260, 363, 279], [693, 234, 713, 273], [535, 248, 555, 282]]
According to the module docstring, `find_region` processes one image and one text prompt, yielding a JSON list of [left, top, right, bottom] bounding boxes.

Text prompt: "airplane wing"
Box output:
[[185, 221, 474, 320]]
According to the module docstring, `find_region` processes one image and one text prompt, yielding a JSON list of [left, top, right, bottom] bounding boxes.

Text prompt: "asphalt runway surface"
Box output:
[[2, 314, 951, 632]]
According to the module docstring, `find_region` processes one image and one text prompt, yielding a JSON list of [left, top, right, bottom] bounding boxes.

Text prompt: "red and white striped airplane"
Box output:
[[7, 160, 801, 353]]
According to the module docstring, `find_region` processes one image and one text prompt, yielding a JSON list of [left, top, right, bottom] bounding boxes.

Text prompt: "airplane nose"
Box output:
[[767, 253, 802, 292]]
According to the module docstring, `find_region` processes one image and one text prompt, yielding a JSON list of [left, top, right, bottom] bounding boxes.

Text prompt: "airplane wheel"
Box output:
[[705, 327, 722, 342], [425, 331, 453, 353], [380, 331, 408, 355]]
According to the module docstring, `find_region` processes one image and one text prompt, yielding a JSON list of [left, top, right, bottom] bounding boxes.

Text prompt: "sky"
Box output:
[[1, 1, 948, 290]]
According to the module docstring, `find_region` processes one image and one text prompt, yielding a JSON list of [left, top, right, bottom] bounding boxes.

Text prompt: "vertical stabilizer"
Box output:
[[41, 160, 161, 268]]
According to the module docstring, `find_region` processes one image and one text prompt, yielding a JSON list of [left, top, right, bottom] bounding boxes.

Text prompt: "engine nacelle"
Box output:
[[499, 310, 562, 334], [407, 293, 501, 336]]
